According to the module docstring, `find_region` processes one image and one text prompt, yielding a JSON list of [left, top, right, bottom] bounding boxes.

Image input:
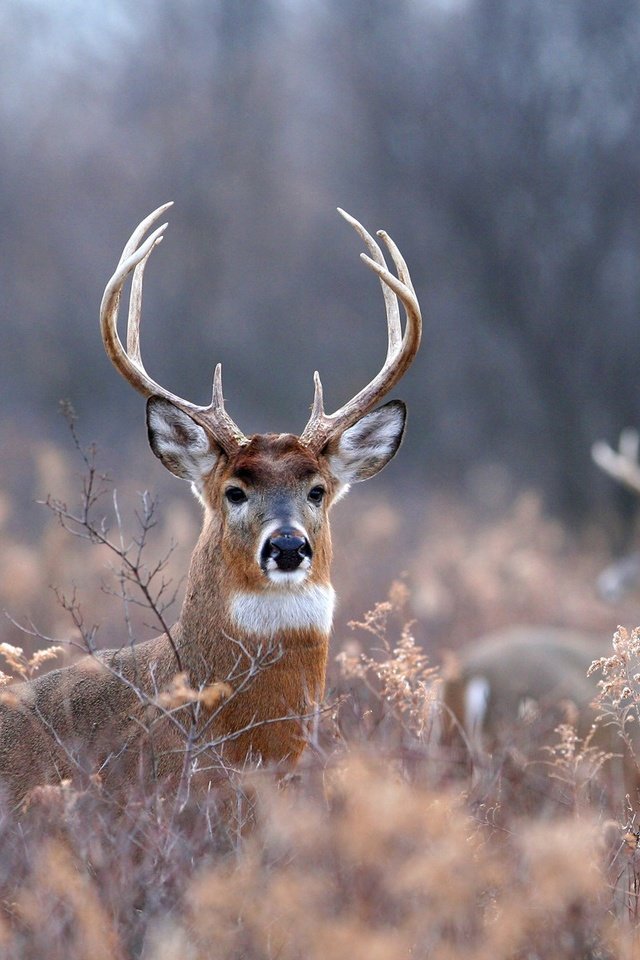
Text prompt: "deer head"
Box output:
[[100, 204, 422, 604]]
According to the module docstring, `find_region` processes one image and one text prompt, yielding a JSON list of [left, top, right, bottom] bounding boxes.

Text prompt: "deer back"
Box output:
[[441, 626, 638, 797]]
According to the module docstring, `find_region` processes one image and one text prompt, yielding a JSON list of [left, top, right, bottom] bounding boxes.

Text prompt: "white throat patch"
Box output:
[[229, 584, 336, 637]]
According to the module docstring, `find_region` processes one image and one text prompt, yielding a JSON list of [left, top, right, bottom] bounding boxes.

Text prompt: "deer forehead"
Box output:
[[213, 434, 333, 493]]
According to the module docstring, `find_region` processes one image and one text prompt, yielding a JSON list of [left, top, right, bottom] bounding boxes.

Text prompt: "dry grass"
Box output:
[[3, 434, 640, 956], [0, 660, 636, 959], [410, 491, 629, 647]]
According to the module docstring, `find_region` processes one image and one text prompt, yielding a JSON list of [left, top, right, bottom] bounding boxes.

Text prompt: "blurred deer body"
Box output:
[[443, 627, 603, 746], [436, 432, 640, 799], [441, 626, 638, 797], [0, 204, 421, 807]]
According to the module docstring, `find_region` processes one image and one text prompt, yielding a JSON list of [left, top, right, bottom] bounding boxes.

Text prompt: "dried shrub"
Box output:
[[0, 745, 627, 960], [337, 583, 441, 739], [3, 425, 640, 956], [410, 492, 629, 650]]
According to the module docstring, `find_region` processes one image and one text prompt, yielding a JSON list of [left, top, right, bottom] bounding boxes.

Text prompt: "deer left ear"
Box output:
[[326, 400, 406, 488]]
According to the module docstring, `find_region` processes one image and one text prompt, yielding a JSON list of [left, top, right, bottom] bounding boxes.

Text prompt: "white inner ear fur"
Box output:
[[147, 399, 218, 493], [327, 402, 406, 495]]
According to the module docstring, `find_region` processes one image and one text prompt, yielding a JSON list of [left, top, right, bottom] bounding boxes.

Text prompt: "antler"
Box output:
[[299, 209, 422, 452], [592, 428, 640, 495], [100, 203, 248, 455]]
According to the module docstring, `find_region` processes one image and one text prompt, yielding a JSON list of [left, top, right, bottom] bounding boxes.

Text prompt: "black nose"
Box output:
[[262, 527, 312, 572]]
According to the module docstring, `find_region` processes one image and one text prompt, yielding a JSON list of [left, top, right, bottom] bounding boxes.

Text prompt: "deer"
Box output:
[[441, 625, 606, 747], [438, 625, 636, 802], [0, 203, 421, 808]]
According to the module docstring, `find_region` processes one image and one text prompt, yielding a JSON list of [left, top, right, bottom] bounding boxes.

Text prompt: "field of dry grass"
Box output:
[[2, 431, 640, 958]]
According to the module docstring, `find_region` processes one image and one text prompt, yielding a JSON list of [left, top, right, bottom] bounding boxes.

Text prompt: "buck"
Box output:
[[0, 203, 421, 807]]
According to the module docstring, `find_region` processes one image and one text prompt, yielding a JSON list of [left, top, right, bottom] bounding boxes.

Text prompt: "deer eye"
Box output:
[[225, 486, 247, 505], [308, 485, 325, 505]]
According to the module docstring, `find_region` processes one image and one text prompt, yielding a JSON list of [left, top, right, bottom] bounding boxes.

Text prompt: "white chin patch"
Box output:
[[230, 584, 336, 637], [266, 567, 309, 586]]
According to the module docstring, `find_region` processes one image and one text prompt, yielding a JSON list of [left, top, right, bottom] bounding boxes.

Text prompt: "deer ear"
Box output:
[[327, 400, 406, 490], [146, 397, 220, 489]]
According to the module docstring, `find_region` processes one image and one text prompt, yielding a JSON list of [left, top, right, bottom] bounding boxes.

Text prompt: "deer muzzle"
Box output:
[[261, 527, 312, 573]]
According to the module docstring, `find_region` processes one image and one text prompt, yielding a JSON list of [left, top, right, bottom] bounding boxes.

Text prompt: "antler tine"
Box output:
[[592, 428, 640, 496], [100, 204, 248, 456], [377, 228, 417, 301], [100, 215, 169, 397], [337, 208, 402, 358], [117, 201, 174, 269], [300, 210, 421, 452], [127, 245, 153, 370]]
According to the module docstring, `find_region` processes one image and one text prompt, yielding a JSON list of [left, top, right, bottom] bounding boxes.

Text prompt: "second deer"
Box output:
[[442, 626, 640, 802]]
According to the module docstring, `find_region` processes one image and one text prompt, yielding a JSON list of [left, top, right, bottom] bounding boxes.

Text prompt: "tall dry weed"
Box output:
[[0, 747, 627, 960], [411, 492, 631, 651], [3, 429, 640, 956]]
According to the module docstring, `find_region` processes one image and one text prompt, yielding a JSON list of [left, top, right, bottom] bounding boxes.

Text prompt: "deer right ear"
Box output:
[[146, 397, 220, 490]]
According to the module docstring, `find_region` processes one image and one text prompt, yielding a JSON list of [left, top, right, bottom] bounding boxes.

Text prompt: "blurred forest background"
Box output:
[[2, 0, 640, 653], [4, 8, 640, 951]]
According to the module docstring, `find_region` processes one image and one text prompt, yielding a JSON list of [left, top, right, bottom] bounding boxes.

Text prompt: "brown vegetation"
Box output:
[[2, 437, 640, 957]]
